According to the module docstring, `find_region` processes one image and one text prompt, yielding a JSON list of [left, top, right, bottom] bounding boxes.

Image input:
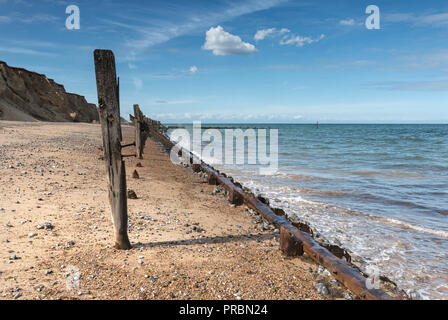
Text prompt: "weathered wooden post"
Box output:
[[133, 104, 144, 159], [94, 49, 132, 250]]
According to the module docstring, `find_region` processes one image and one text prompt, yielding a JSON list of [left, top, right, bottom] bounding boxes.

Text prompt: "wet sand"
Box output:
[[0, 121, 353, 300]]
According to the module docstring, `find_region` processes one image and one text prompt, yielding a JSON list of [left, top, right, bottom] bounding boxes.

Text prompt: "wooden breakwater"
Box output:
[[135, 115, 395, 300], [94, 49, 398, 300]]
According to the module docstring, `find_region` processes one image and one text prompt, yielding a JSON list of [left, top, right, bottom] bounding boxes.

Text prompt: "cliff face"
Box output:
[[0, 61, 99, 122]]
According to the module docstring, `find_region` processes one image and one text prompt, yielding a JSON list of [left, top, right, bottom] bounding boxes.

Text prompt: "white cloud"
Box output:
[[280, 34, 325, 47], [340, 18, 355, 26], [202, 26, 257, 56], [189, 65, 198, 74]]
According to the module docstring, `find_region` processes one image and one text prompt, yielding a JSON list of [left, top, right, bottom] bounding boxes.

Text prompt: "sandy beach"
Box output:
[[0, 121, 361, 300]]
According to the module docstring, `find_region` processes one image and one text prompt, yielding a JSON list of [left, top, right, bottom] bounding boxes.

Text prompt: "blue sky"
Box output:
[[1, 0, 448, 123]]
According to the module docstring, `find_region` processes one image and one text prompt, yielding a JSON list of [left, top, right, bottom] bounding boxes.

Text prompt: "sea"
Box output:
[[167, 124, 448, 299]]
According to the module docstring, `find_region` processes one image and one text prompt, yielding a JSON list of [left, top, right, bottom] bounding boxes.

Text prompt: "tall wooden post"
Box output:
[[94, 49, 132, 250], [134, 104, 144, 159]]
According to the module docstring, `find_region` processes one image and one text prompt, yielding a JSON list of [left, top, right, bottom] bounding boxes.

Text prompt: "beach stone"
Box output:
[[315, 283, 329, 295], [65, 241, 76, 248], [127, 190, 138, 199], [408, 290, 422, 300], [343, 292, 353, 300], [132, 170, 140, 179], [28, 233, 37, 238], [37, 222, 54, 230]]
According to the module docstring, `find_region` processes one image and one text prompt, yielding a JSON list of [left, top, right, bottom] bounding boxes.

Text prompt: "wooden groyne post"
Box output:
[[133, 104, 145, 159], [94, 49, 132, 250]]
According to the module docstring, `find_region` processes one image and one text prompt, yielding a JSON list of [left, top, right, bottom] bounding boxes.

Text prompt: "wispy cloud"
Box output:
[[0, 46, 58, 57], [0, 11, 60, 24], [369, 80, 448, 91], [189, 65, 198, 74], [339, 18, 356, 26], [152, 111, 309, 123], [384, 11, 448, 27], [150, 98, 198, 105], [254, 27, 325, 47], [100, 0, 286, 58], [133, 77, 143, 89], [254, 28, 276, 41], [280, 34, 325, 47]]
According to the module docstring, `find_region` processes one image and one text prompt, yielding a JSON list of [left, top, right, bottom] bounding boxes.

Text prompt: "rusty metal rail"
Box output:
[[143, 118, 394, 300]]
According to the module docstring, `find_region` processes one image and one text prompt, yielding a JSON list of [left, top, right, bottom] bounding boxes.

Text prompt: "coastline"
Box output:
[[0, 121, 357, 300]]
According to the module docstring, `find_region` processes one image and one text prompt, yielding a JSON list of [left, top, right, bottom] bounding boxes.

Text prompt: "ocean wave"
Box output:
[[379, 218, 448, 239], [286, 186, 350, 197], [350, 170, 425, 178], [277, 193, 448, 239], [268, 172, 329, 181]]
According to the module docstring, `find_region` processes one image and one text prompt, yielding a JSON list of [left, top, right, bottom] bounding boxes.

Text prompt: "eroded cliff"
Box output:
[[0, 61, 99, 122]]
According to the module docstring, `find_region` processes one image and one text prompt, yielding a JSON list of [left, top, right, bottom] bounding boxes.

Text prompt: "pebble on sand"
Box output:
[[315, 283, 329, 296]]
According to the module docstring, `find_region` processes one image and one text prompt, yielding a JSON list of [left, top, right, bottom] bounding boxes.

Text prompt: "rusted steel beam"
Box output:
[[93, 49, 131, 250]]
